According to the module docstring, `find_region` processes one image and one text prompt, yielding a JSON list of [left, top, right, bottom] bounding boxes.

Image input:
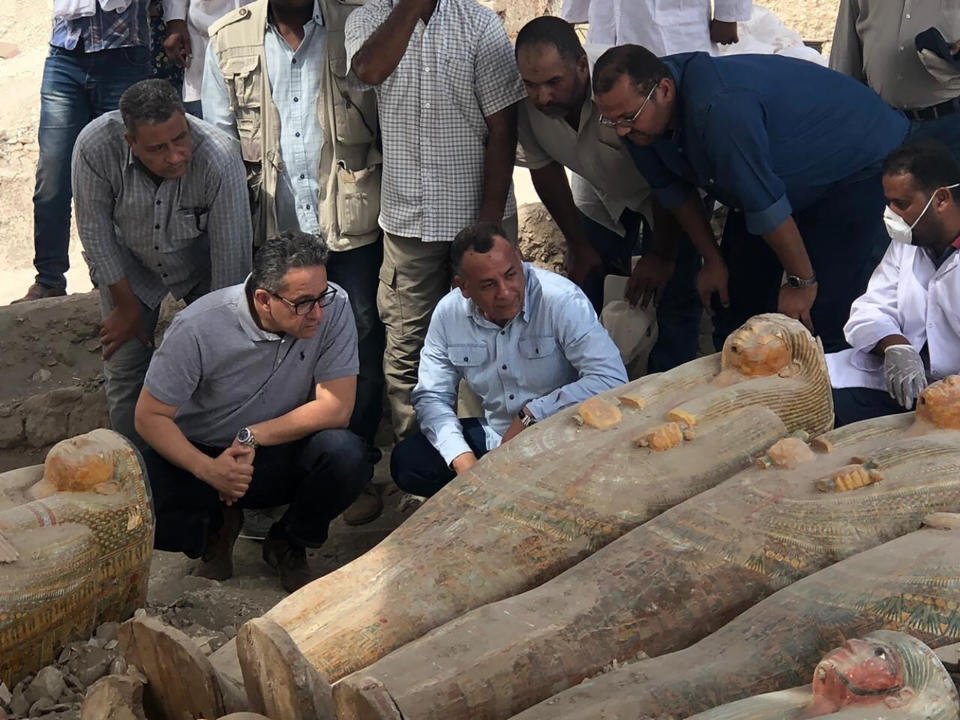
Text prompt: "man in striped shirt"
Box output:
[[73, 79, 252, 443]]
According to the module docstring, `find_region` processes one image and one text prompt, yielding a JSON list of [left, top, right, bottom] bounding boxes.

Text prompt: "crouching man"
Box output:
[[134, 231, 372, 592], [391, 221, 628, 496]]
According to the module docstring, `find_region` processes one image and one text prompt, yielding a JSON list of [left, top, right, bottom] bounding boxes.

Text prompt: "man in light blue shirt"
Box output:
[[391, 221, 627, 496]]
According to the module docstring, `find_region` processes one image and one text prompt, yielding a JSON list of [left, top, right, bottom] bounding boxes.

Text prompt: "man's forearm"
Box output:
[[478, 104, 519, 222], [872, 334, 911, 357], [530, 162, 590, 249], [670, 193, 723, 264], [249, 397, 353, 447], [764, 216, 814, 278], [107, 277, 141, 314], [136, 411, 212, 479], [351, 0, 433, 85]]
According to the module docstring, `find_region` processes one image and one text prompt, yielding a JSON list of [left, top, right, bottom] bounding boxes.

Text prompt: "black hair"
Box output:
[[119, 79, 185, 135], [252, 230, 330, 293], [883, 140, 960, 202], [451, 221, 516, 274], [593, 44, 671, 95], [515, 16, 586, 63]]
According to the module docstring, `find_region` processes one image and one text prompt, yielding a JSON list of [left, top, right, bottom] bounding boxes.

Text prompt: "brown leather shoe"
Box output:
[[342, 481, 383, 526], [194, 505, 242, 581], [11, 283, 66, 304], [262, 535, 312, 593]]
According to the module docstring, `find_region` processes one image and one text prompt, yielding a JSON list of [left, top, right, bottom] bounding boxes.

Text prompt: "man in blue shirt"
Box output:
[[592, 46, 910, 353], [391, 221, 627, 496], [15, 1, 153, 304]]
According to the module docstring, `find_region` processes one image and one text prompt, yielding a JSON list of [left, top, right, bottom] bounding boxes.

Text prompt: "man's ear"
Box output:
[[576, 53, 589, 77], [252, 287, 272, 309], [883, 687, 915, 709], [124, 132, 135, 150], [454, 273, 467, 294]]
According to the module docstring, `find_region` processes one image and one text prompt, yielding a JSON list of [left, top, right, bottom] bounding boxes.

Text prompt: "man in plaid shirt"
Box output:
[[345, 0, 526, 442]]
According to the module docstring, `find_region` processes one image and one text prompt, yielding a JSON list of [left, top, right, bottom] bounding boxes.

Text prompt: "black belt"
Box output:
[[904, 97, 960, 121]]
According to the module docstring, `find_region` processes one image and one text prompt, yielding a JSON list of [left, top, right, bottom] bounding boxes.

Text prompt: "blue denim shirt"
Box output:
[[413, 263, 628, 465], [202, 2, 326, 235], [50, 0, 150, 53], [626, 52, 909, 236]]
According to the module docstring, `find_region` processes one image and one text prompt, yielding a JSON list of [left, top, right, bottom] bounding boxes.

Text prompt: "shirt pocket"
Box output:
[[448, 344, 487, 369], [168, 208, 207, 247], [518, 336, 558, 360], [221, 55, 263, 162], [336, 160, 382, 236]]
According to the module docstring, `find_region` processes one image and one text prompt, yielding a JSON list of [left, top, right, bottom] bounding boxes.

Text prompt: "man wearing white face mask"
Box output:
[[827, 141, 960, 426]]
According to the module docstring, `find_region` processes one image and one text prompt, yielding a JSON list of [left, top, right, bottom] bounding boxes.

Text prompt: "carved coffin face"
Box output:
[[38, 433, 117, 494], [808, 638, 905, 713], [722, 319, 792, 377], [916, 375, 960, 429]]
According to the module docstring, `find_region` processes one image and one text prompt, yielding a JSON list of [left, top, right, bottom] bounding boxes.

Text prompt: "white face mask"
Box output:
[[884, 183, 960, 244]]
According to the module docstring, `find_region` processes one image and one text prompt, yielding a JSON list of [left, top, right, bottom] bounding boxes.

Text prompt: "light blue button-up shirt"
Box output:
[[413, 263, 628, 465], [202, 2, 326, 234]]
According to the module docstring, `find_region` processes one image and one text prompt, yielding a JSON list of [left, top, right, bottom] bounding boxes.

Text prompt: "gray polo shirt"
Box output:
[[144, 279, 358, 447]]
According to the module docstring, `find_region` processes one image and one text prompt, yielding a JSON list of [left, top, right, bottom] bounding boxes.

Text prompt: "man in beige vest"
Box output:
[[203, 0, 386, 524]]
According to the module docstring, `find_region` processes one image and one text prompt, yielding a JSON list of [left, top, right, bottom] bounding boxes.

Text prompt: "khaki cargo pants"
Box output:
[[378, 216, 518, 442]]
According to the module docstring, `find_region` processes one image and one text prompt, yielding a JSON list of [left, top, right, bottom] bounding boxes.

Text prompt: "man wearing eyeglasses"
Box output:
[[593, 45, 910, 353], [514, 16, 700, 372], [134, 230, 372, 592]]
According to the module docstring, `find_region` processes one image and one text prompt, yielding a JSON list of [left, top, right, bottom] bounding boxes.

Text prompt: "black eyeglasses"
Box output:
[[271, 286, 338, 315]]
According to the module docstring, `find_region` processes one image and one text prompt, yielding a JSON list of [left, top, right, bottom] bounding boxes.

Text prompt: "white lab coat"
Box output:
[[826, 241, 960, 390], [162, 0, 254, 102], [561, 0, 753, 56]]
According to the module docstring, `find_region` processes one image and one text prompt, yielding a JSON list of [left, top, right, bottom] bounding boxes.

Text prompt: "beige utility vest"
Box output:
[[208, 0, 381, 251]]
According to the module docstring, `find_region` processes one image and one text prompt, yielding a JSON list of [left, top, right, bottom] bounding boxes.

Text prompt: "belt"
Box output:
[[904, 97, 960, 122]]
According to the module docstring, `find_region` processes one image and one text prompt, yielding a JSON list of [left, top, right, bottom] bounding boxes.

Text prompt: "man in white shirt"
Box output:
[[162, 0, 254, 116], [561, 0, 752, 54], [828, 141, 960, 426]]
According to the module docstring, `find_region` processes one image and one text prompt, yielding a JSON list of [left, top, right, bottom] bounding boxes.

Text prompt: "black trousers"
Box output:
[[143, 429, 372, 558], [713, 172, 889, 354], [832, 386, 910, 428]]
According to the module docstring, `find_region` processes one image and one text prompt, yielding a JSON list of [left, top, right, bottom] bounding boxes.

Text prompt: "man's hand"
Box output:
[[883, 345, 928, 409], [163, 18, 192, 68], [777, 284, 817, 332], [198, 445, 254, 503], [710, 19, 739, 45], [100, 305, 152, 360], [625, 254, 675, 309], [450, 452, 478, 476], [500, 415, 526, 444], [566, 242, 604, 288], [696, 259, 730, 315]]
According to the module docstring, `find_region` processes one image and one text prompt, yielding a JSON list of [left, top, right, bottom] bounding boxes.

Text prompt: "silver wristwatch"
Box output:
[[236, 426, 258, 448], [518, 407, 537, 428], [784, 272, 818, 289]]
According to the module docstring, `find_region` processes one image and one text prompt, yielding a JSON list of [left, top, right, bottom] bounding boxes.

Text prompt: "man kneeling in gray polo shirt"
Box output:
[[134, 231, 372, 592]]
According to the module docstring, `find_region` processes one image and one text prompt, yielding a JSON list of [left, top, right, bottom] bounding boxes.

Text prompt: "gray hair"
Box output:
[[119, 79, 185, 135], [451, 221, 518, 275], [251, 230, 330, 294]]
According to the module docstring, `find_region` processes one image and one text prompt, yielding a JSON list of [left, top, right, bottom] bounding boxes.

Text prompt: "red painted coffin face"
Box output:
[[807, 638, 904, 714]]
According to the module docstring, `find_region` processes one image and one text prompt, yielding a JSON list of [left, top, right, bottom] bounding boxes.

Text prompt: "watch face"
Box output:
[[238, 427, 252, 444]]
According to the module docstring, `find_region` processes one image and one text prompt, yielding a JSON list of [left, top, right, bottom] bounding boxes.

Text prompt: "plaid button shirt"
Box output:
[[72, 111, 253, 309], [51, 0, 151, 52], [345, 0, 526, 243]]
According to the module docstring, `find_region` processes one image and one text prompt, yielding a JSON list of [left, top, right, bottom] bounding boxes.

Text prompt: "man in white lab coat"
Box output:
[[828, 141, 960, 426]]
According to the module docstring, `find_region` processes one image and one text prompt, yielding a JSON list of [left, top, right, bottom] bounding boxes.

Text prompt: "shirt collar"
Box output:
[[237, 276, 282, 342]]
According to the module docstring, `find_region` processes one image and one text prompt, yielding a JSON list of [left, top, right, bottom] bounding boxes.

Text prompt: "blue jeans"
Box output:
[[326, 238, 387, 445], [580, 209, 702, 372], [832, 386, 909, 428], [390, 418, 488, 497], [714, 171, 888, 354], [33, 44, 152, 290]]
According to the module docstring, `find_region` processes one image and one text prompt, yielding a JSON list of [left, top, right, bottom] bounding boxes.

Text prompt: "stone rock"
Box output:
[[8, 689, 27, 717], [25, 667, 65, 705], [108, 657, 127, 677], [0, 42, 19, 59], [27, 697, 55, 717], [67, 646, 113, 688], [80, 672, 147, 720], [29, 369, 51, 384], [95, 623, 120, 644], [0, 413, 24, 450]]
